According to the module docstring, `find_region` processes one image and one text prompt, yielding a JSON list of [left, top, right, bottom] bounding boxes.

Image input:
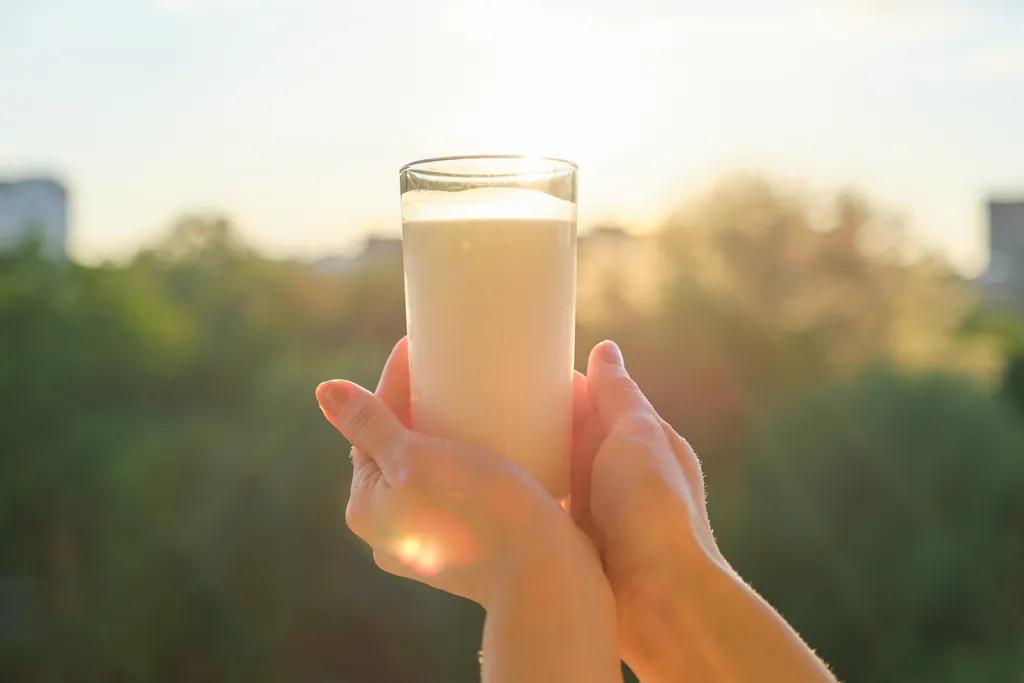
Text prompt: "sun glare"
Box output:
[[452, 4, 654, 162], [392, 534, 444, 576]]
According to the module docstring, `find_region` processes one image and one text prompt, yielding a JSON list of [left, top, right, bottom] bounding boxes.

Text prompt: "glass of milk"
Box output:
[[400, 156, 578, 498]]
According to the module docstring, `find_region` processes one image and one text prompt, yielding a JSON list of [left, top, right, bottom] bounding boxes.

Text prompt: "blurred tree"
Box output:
[[0, 226, 473, 683], [1003, 352, 1024, 414], [727, 367, 1024, 683], [3, 177, 1017, 682], [959, 305, 1024, 415], [0, 243, 199, 681], [658, 175, 981, 375], [594, 175, 998, 487]]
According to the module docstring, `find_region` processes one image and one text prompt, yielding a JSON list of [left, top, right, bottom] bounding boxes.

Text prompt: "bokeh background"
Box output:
[[2, 1, 1023, 682]]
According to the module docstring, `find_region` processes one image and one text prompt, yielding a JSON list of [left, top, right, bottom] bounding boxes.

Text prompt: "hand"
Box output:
[[314, 338, 600, 608], [571, 340, 836, 683], [571, 341, 725, 655], [318, 338, 623, 682]]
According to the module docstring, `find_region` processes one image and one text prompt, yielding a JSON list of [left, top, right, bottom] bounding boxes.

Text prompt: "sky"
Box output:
[[1, 0, 1022, 271]]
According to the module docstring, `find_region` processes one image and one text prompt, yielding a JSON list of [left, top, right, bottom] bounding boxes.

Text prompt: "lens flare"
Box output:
[[392, 534, 444, 576]]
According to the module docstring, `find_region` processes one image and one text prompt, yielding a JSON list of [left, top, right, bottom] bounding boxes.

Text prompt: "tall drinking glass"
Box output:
[[400, 156, 578, 498]]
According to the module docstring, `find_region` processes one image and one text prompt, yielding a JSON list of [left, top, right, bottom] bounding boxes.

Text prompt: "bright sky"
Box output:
[[1, 0, 1022, 271]]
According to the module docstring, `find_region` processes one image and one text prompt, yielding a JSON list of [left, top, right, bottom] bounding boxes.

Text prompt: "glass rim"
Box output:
[[399, 154, 578, 178]]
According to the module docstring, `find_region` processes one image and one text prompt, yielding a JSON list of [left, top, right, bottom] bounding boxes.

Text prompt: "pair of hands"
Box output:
[[317, 337, 839, 683], [315, 338, 721, 672]]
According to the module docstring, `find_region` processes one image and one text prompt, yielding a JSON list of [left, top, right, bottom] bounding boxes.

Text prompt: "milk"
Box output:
[[402, 191, 577, 498]]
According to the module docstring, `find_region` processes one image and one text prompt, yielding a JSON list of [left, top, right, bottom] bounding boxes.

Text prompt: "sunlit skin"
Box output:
[[570, 340, 838, 683], [315, 338, 621, 683], [391, 535, 443, 576], [317, 336, 838, 683]]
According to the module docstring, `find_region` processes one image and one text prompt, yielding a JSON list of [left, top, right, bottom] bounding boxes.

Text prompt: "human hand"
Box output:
[[571, 341, 836, 683], [570, 341, 728, 670], [314, 338, 603, 608]]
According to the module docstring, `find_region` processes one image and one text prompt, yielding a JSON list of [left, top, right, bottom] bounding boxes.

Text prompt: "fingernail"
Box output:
[[316, 381, 349, 417], [601, 341, 623, 366]]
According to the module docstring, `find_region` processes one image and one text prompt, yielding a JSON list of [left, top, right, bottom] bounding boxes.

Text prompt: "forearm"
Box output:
[[482, 535, 622, 683], [623, 556, 836, 683]]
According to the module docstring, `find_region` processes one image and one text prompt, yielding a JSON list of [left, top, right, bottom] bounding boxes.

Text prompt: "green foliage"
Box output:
[[1, 178, 1022, 682], [727, 368, 1024, 683], [958, 305, 1024, 415], [960, 306, 1024, 354], [1004, 353, 1024, 415], [0, 222, 481, 683]]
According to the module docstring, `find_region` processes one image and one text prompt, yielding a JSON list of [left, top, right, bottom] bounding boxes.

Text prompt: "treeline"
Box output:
[[1, 176, 1022, 682]]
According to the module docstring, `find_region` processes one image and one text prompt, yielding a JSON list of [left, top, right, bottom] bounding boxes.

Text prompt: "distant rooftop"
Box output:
[[0, 175, 70, 260], [0, 177, 67, 195]]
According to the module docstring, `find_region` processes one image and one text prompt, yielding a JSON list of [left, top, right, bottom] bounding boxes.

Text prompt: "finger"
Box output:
[[316, 380, 408, 480], [570, 412, 605, 536], [586, 340, 656, 431], [572, 370, 596, 431], [348, 446, 374, 502], [570, 370, 602, 530], [375, 336, 412, 427], [351, 337, 411, 469], [350, 444, 371, 470], [657, 417, 708, 515], [349, 449, 382, 491], [345, 472, 388, 545]]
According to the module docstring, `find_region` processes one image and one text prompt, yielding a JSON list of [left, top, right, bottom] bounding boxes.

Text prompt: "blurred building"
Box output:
[[577, 225, 661, 322], [310, 228, 664, 320], [979, 198, 1024, 305], [311, 236, 402, 275], [0, 177, 69, 260]]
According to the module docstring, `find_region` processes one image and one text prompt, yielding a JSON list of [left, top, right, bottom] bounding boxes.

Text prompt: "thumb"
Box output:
[[316, 379, 409, 482], [586, 340, 655, 431]]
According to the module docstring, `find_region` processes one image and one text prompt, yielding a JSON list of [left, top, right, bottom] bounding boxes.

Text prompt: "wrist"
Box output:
[[480, 511, 622, 683], [618, 544, 739, 681], [487, 509, 608, 610], [621, 550, 836, 683]]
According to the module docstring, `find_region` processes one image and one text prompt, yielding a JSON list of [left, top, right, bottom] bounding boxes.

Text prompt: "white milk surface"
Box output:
[[402, 188, 576, 497]]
